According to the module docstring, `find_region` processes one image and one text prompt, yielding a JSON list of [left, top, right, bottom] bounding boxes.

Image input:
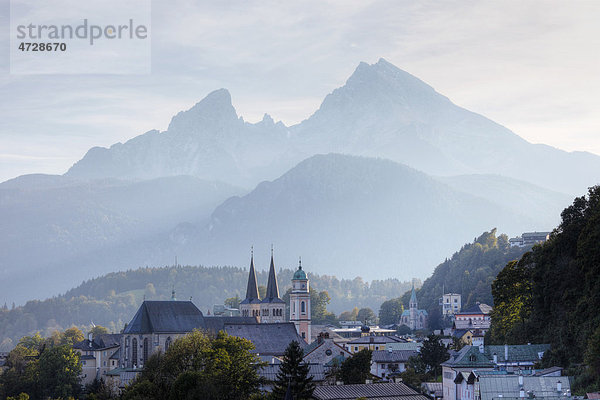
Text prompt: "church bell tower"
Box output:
[[289, 258, 311, 343]]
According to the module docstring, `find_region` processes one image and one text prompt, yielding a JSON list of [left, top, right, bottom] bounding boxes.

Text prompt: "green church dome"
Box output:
[[293, 266, 307, 280]]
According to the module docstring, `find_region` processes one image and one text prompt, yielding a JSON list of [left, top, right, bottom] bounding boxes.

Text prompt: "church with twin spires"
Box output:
[[240, 249, 312, 342]]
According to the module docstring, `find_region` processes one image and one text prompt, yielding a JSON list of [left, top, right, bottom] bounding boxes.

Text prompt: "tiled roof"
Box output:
[[441, 346, 494, 368], [123, 301, 205, 334], [484, 344, 550, 363], [312, 382, 429, 400], [224, 322, 305, 356], [372, 350, 418, 363], [80, 354, 95, 360], [259, 362, 325, 382], [478, 375, 570, 400], [456, 303, 492, 315], [73, 333, 122, 351], [347, 335, 406, 345], [421, 382, 443, 394]]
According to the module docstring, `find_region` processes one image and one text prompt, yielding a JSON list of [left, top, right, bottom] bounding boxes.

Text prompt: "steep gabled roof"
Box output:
[[441, 345, 494, 368], [122, 301, 205, 334], [241, 254, 261, 304], [224, 323, 305, 356], [262, 253, 284, 304]]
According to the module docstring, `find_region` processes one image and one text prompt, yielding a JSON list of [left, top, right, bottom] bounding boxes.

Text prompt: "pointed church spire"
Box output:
[[264, 246, 280, 301], [244, 247, 260, 301], [410, 283, 417, 305]]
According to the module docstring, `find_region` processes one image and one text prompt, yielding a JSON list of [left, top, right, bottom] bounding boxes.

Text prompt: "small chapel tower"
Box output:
[[290, 257, 311, 343]]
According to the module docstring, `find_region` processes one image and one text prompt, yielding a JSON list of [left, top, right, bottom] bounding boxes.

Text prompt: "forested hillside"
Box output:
[[489, 185, 600, 393], [380, 230, 530, 328], [0, 265, 414, 350]]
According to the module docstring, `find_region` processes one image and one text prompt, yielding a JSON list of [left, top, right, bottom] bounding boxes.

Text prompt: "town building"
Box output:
[[345, 335, 406, 354], [73, 333, 121, 386], [440, 293, 462, 317], [332, 325, 396, 339], [442, 344, 555, 400], [399, 285, 428, 330], [370, 349, 418, 379], [303, 332, 351, 366], [453, 303, 492, 333], [441, 346, 496, 400], [509, 232, 551, 247], [290, 259, 312, 342]]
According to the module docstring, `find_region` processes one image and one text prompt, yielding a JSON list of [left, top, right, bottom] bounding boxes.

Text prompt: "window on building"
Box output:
[[166, 337, 172, 350], [132, 338, 138, 365], [82, 361, 86, 365], [293, 302, 295, 313], [143, 338, 149, 363], [325, 349, 332, 356], [301, 332, 305, 338], [301, 301, 305, 313]]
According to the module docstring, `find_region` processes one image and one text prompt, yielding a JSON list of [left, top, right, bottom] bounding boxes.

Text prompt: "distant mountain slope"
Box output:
[[168, 154, 546, 281], [0, 174, 243, 303], [439, 174, 571, 229], [66, 59, 600, 195]]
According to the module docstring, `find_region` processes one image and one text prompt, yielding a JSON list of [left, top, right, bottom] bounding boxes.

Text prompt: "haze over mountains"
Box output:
[[1, 58, 594, 304]]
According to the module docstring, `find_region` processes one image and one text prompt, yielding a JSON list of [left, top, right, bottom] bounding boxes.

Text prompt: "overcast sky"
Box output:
[[1, 0, 599, 183]]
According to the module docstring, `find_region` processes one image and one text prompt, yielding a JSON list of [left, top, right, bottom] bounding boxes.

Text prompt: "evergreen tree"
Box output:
[[339, 349, 372, 384], [271, 341, 315, 400]]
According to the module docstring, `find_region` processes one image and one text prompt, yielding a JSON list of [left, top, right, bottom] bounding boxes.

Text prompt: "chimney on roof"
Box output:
[[519, 374, 523, 387], [520, 390, 525, 398], [505, 344, 509, 361], [493, 353, 498, 364], [557, 381, 562, 393]]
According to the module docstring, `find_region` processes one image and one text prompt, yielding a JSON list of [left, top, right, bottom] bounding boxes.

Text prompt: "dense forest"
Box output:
[[0, 266, 414, 351], [379, 229, 530, 328], [489, 185, 600, 393]]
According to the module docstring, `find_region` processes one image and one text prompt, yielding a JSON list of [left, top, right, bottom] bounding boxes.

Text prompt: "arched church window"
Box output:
[[165, 337, 172, 350], [301, 301, 305, 313]]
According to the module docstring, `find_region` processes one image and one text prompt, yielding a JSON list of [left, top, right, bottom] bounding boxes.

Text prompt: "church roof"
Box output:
[[241, 254, 261, 304], [223, 323, 305, 356], [401, 309, 428, 317], [262, 253, 284, 303], [293, 265, 307, 280], [122, 301, 205, 334]]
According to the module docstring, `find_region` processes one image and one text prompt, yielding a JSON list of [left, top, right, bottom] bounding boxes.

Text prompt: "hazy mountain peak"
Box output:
[[167, 88, 239, 133]]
